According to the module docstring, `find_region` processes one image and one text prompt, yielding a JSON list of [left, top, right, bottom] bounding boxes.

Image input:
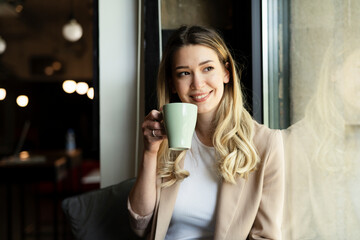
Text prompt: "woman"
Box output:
[[128, 25, 284, 240]]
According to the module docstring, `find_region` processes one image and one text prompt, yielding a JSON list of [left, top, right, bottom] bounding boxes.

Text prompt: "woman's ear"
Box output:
[[223, 62, 230, 84]]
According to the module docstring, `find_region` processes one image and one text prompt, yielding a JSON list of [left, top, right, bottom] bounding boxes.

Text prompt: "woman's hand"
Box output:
[[142, 109, 166, 155]]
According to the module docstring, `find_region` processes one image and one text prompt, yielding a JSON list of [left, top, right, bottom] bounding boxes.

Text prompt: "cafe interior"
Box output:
[[1, 0, 359, 239], [0, 0, 99, 239]]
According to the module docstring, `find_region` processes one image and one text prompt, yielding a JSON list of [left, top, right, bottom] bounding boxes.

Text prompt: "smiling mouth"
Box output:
[[191, 91, 212, 102]]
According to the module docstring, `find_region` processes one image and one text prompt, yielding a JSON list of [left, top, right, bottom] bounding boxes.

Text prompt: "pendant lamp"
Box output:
[[0, 36, 6, 54], [62, 0, 83, 42]]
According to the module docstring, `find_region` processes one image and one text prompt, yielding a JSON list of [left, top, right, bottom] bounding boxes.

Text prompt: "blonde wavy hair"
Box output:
[[156, 26, 259, 187]]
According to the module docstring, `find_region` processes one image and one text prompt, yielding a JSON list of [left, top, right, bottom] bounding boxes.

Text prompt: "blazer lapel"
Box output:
[[154, 180, 181, 240], [214, 177, 246, 239]]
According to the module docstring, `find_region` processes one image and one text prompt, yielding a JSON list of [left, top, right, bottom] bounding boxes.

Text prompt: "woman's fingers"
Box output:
[[143, 110, 166, 140], [150, 128, 167, 138], [146, 109, 163, 122]]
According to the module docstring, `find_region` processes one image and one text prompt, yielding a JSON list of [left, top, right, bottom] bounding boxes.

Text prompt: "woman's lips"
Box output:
[[191, 91, 212, 102]]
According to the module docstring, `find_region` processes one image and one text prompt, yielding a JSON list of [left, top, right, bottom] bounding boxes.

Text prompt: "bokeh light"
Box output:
[[52, 61, 62, 71], [0, 36, 6, 54], [87, 87, 94, 99], [19, 151, 30, 160], [0, 88, 6, 100], [44, 66, 54, 76], [62, 19, 83, 42], [62, 80, 77, 94], [15, 4, 23, 13], [76, 82, 89, 95], [16, 95, 29, 107]]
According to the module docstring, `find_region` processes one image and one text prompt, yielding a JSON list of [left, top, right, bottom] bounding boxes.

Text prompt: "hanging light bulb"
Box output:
[[62, 19, 83, 42], [62, 0, 83, 42], [0, 36, 6, 54]]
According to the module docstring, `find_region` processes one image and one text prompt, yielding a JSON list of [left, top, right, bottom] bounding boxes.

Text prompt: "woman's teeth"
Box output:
[[193, 93, 208, 99]]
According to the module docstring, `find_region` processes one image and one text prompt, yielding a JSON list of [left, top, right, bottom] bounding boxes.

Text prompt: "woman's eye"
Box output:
[[178, 72, 190, 77], [204, 66, 214, 72]]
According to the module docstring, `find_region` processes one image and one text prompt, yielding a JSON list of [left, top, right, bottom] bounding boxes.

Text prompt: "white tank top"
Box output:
[[165, 133, 220, 240]]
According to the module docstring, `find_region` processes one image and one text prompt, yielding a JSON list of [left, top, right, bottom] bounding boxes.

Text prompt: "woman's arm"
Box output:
[[249, 130, 285, 240], [128, 110, 166, 233], [129, 151, 158, 216]]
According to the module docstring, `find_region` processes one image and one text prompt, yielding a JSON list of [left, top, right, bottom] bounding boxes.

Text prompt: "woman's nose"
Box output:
[[191, 73, 205, 89]]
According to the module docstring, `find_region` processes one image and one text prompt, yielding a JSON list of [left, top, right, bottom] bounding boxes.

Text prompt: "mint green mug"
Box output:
[[163, 103, 198, 150]]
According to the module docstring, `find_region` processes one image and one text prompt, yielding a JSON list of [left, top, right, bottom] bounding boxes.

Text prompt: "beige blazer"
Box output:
[[129, 122, 284, 240]]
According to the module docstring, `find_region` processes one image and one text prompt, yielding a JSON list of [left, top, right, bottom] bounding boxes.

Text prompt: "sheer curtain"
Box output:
[[281, 0, 360, 239]]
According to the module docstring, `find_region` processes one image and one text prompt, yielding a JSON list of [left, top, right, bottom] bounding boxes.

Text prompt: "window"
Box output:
[[266, 0, 360, 238]]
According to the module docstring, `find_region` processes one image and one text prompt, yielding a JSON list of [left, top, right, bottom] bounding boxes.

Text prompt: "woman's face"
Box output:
[[171, 45, 229, 117]]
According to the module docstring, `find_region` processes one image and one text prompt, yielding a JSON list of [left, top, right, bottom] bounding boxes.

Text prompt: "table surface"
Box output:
[[0, 149, 82, 183]]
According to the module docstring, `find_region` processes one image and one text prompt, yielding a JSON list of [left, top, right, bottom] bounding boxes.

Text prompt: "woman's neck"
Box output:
[[195, 112, 216, 147]]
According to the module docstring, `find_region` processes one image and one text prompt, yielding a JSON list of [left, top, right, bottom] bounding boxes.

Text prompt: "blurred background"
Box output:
[[0, 0, 98, 159], [0, 0, 99, 239]]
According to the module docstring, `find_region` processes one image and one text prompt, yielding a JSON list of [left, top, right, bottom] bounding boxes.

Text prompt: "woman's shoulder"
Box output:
[[253, 120, 282, 141], [252, 120, 283, 158]]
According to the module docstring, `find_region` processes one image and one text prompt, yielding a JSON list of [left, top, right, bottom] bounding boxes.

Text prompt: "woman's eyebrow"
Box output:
[[175, 65, 188, 70], [174, 60, 214, 70], [199, 60, 213, 66]]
